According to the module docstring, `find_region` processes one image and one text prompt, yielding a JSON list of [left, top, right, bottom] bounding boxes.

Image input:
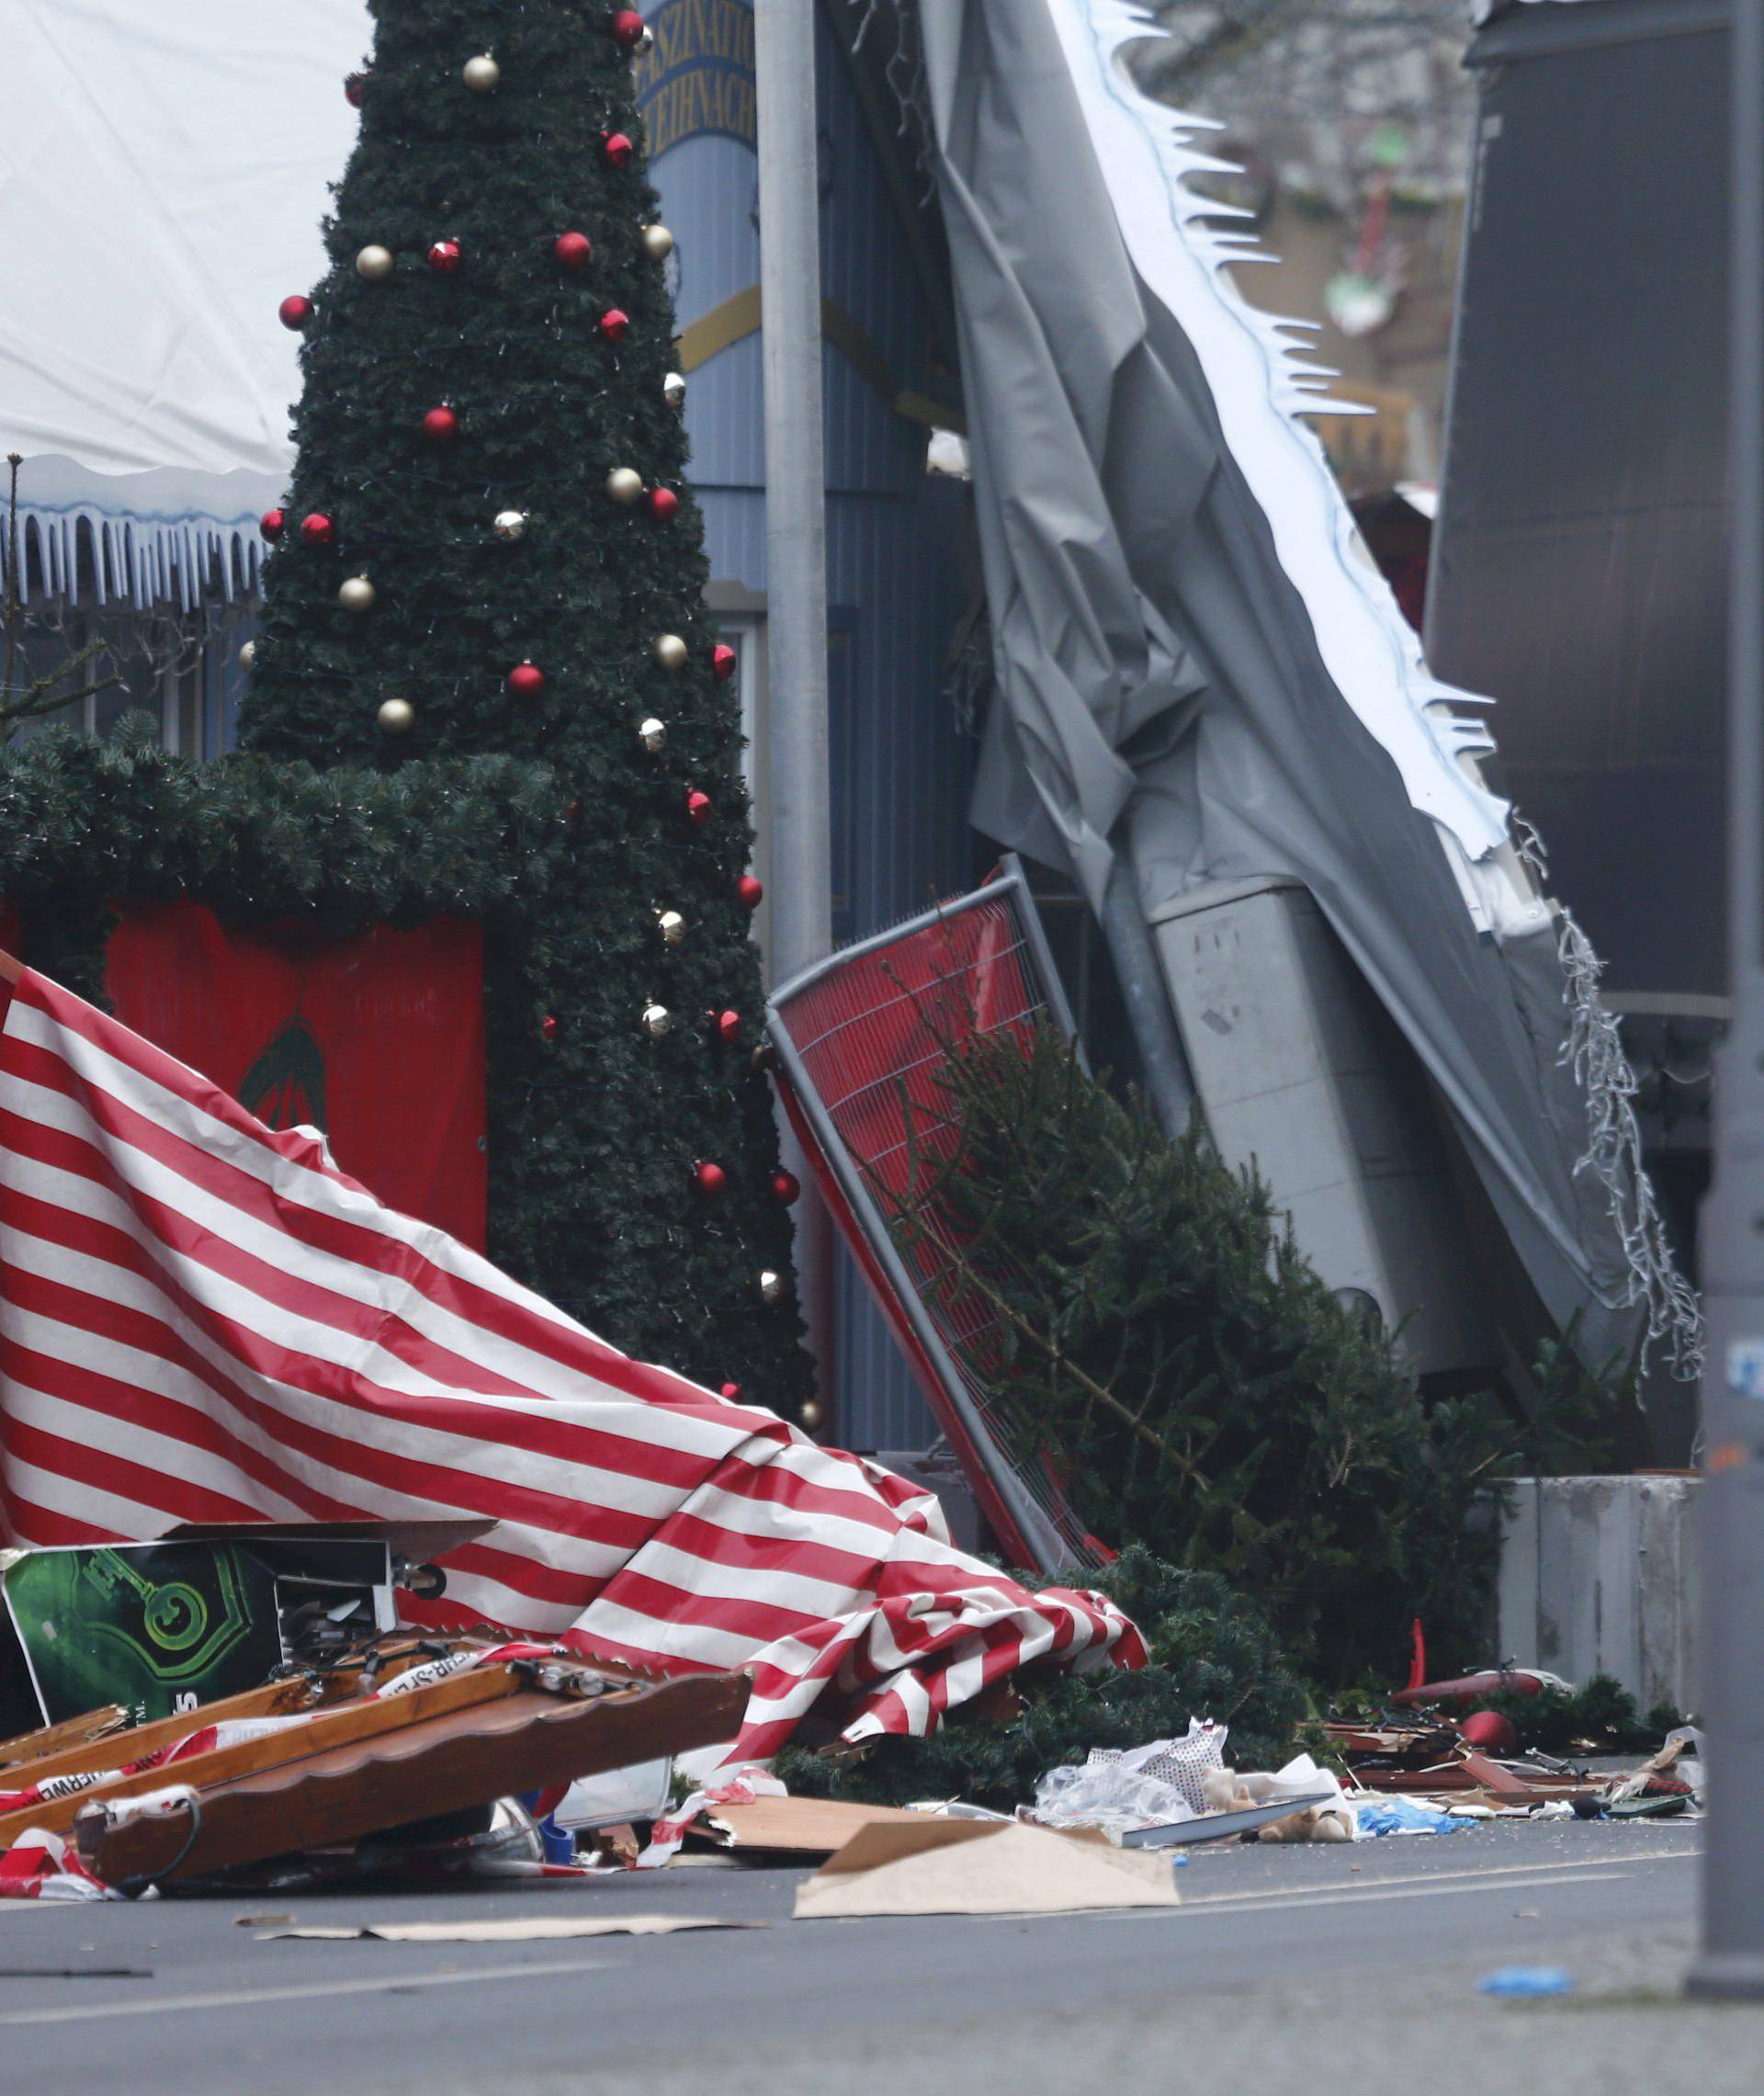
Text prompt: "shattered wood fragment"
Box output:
[[76, 1670, 748, 1888], [0, 1705, 129, 1769]]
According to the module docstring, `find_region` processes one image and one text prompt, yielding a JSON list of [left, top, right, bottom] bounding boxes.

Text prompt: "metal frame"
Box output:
[[765, 860, 1080, 1571]]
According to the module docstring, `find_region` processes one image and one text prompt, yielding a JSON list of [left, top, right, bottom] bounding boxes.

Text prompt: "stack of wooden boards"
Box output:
[[0, 1637, 746, 1893]]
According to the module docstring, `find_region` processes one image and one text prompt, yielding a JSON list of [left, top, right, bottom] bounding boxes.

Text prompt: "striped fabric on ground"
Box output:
[[0, 968, 1142, 1757]]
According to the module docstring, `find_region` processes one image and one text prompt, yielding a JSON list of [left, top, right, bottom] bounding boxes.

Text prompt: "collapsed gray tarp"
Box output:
[[919, 0, 1696, 1377]]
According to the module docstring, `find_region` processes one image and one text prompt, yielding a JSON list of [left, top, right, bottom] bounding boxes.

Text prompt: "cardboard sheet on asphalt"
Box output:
[[793, 1817, 1179, 1919], [262, 1914, 758, 1943]]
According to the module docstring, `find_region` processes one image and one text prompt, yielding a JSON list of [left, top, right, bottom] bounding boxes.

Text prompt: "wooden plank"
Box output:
[[79, 1670, 750, 1886], [0, 1661, 523, 1851], [698, 1795, 930, 1857], [0, 1705, 129, 1770]]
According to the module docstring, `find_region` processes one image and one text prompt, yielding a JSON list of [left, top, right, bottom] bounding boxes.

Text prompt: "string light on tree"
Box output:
[[461, 52, 501, 92], [278, 295, 313, 330], [377, 697, 414, 735], [338, 575, 377, 613], [356, 244, 395, 280]]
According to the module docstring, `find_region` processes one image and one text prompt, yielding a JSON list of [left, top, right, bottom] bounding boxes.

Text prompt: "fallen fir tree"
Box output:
[[877, 1025, 1618, 1691]]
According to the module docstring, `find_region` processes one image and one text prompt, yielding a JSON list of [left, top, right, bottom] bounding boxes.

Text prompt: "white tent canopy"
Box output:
[[0, 0, 368, 605]]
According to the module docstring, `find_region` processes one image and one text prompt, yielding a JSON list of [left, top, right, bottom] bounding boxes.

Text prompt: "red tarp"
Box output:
[[104, 900, 486, 1248]]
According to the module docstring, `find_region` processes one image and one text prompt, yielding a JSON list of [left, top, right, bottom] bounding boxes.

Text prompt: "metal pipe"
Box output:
[[753, 0, 837, 1414], [1686, 0, 1764, 2004], [1102, 851, 1198, 1135]]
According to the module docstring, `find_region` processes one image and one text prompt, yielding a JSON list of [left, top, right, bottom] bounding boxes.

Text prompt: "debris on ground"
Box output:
[[792, 1818, 1180, 1920]]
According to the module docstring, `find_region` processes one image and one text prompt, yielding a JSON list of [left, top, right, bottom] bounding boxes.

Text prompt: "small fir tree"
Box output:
[[237, 4, 810, 1413]]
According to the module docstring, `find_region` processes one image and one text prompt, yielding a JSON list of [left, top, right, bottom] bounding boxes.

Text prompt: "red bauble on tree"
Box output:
[[278, 294, 313, 331], [601, 130, 635, 168], [684, 788, 712, 828], [737, 874, 763, 911], [596, 307, 631, 346], [709, 642, 737, 682], [712, 1009, 741, 1044], [422, 404, 459, 445], [770, 1170, 801, 1207], [540, 1014, 560, 1044], [609, 9, 648, 49], [646, 486, 680, 524], [300, 512, 335, 548], [259, 507, 286, 542], [344, 70, 370, 107], [694, 1160, 728, 1198], [719, 1382, 741, 1401], [553, 230, 593, 270], [427, 238, 464, 276], [506, 661, 546, 699]]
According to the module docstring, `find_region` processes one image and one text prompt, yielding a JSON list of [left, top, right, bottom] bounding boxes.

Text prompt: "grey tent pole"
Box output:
[[753, 0, 837, 1406], [1101, 850, 1198, 1134], [1687, 0, 1764, 2004]]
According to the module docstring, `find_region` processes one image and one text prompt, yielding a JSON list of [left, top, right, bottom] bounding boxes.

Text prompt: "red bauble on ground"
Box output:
[[770, 1170, 801, 1207], [601, 130, 635, 168], [610, 9, 648, 49], [427, 238, 464, 276], [646, 486, 680, 524], [506, 661, 546, 698], [736, 874, 763, 911], [259, 508, 286, 542], [540, 1014, 560, 1044], [709, 642, 737, 682], [596, 307, 631, 346], [300, 512, 335, 548], [713, 1009, 741, 1044], [553, 230, 593, 270], [422, 404, 459, 444], [684, 788, 712, 827], [1458, 1709, 1519, 1757], [694, 1161, 728, 1197], [278, 294, 313, 330]]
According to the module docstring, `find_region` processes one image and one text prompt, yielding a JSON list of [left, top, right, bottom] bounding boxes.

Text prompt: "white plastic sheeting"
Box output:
[[0, 0, 369, 605]]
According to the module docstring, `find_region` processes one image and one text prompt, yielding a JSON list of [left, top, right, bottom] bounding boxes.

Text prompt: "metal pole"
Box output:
[[1687, 0, 1764, 2003], [1102, 851, 1198, 1136], [753, 0, 837, 1414]]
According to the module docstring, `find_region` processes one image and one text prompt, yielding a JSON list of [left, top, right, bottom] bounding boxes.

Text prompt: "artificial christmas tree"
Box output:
[[236, 0, 811, 1417]]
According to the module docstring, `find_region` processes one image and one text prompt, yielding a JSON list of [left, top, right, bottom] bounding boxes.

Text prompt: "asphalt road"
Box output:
[[0, 1818, 1743, 2094]]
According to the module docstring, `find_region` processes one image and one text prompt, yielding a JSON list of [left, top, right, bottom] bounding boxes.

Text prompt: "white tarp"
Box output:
[[0, 0, 368, 603]]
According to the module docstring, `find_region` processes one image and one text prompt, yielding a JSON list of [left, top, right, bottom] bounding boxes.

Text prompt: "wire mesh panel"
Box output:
[[767, 866, 1097, 1570]]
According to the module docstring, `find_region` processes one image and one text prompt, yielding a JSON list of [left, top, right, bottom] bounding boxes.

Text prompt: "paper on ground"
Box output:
[[262, 1914, 757, 1943], [793, 1818, 1178, 1919]]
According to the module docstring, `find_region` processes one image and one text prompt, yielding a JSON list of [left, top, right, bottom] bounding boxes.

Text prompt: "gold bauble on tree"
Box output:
[[461, 52, 500, 93], [492, 508, 528, 541], [377, 697, 414, 735], [637, 714, 667, 754], [797, 1399, 825, 1433], [641, 1002, 673, 1038], [640, 222, 674, 263], [663, 371, 686, 410], [651, 632, 688, 671], [237, 640, 256, 671], [656, 909, 686, 946], [758, 1269, 785, 1305], [355, 244, 395, 280], [605, 467, 644, 506], [338, 575, 377, 613]]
